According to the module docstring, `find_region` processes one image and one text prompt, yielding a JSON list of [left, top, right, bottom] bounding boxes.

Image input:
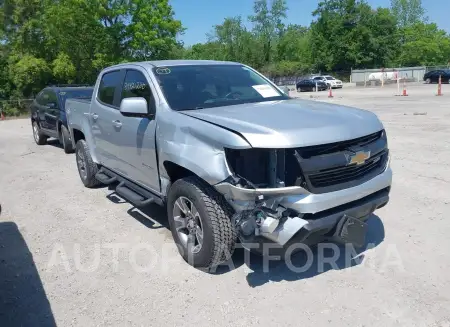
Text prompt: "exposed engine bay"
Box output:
[[219, 131, 390, 248]]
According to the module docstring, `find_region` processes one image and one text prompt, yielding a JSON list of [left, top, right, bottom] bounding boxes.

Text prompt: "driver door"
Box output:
[[109, 68, 160, 193]]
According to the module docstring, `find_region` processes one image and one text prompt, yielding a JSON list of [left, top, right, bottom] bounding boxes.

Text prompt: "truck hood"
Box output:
[[181, 99, 384, 148]]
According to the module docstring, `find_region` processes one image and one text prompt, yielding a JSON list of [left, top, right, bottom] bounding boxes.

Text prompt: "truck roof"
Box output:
[[107, 60, 242, 70]]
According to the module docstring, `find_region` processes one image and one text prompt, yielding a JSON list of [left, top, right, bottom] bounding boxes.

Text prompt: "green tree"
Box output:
[[52, 53, 76, 84], [9, 54, 51, 97], [396, 23, 450, 66], [276, 25, 312, 67], [391, 0, 426, 28], [0, 0, 184, 98], [311, 0, 400, 71], [249, 0, 288, 64], [127, 0, 184, 60]]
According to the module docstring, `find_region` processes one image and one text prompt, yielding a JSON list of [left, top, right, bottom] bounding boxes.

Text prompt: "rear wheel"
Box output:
[[60, 125, 74, 154], [75, 139, 101, 188], [32, 121, 47, 145], [167, 176, 237, 268], [425, 78, 431, 84]]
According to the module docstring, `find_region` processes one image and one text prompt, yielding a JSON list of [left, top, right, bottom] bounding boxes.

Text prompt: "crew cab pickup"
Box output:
[[66, 60, 392, 268]]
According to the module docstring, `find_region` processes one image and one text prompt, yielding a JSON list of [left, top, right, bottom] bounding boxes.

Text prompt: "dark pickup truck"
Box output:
[[31, 85, 93, 153]]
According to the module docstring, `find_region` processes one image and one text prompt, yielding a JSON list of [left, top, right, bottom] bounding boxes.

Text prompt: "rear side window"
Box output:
[[36, 92, 45, 105], [120, 70, 154, 107], [98, 71, 122, 106], [39, 90, 57, 106]]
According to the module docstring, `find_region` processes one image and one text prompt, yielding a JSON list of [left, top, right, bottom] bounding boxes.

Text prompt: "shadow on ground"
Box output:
[[106, 191, 169, 230], [214, 214, 385, 287], [105, 189, 385, 286], [45, 138, 63, 149], [0, 221, 56, 326]]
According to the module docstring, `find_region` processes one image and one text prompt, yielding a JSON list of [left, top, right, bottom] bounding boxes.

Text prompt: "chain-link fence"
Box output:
[[271, 70, 351, 86], [0, 99, 33, 118], [351, 65, 450, 86], [351, 66, 426, 86], [425, 65, 450, 73]]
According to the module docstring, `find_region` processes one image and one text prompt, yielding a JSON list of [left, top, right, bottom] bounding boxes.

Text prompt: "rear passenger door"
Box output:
[[111, 69, 160, 192], [43, 90, 59, 134], [432, 71, 443, 83], [93, 69, 126, 169]]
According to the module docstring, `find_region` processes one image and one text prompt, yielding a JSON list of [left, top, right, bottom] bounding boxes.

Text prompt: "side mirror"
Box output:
[[279, 85, 290, 95], [47, 102, 57, 109], [120, 97, 154, 117]]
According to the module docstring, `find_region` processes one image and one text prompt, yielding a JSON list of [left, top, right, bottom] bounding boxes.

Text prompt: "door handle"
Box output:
[[91, 113, 99, 121], [112, 120, 122, 128]]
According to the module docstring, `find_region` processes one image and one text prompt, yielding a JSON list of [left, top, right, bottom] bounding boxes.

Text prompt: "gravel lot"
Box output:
[[1, 83, 450, 327]]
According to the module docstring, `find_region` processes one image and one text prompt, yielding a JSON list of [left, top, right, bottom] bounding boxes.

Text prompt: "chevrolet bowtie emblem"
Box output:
[[348, 151, 371, 165]]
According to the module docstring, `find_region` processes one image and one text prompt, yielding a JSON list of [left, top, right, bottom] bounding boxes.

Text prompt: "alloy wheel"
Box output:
[[173, 196, 204, 254]]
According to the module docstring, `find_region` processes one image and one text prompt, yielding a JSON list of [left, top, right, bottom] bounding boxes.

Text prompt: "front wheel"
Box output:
[[425, 78, 431, 84], [167, 176, 237, 268], [75, 140, 101, 188]]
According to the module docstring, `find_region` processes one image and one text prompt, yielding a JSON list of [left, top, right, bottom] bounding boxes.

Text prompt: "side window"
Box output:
[[39, 91, 52, 106], [98, 70, 123, 106], [36, 92, 45, 105], [120, 70, 154, 108], [46, 91, 58, 107]]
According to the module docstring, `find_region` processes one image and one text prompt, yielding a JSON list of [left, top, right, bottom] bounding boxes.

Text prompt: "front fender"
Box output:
[[157, 110, 251, 186]]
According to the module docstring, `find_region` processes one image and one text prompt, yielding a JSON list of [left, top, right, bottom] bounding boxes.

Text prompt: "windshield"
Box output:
[[152, 65, 288, 110], [59, 89, 93, 106], [325, 76, 335, 80]]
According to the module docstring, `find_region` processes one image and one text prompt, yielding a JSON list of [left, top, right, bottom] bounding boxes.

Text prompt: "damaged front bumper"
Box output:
[[215, 167, 392, 248]]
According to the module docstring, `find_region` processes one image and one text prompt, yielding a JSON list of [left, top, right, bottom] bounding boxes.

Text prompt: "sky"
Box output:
[[170, 0, 450, 45]]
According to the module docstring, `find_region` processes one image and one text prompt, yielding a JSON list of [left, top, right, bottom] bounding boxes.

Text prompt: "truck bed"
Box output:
[[66, 97, 92, 142]]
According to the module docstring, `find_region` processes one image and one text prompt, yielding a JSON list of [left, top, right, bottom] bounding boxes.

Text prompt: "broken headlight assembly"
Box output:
[[224, 148, 306, 189]]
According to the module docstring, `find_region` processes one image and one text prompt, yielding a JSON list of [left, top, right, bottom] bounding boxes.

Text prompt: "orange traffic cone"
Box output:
[[437, 75, 443, 96], [402, 80, 408, 96], [328, 85, 333, 98]]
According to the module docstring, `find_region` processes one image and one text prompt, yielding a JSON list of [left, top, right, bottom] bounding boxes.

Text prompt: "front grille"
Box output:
[[297, 131, 382, 159], [294, 130, 388, 193], [308, 151, 387, 188]]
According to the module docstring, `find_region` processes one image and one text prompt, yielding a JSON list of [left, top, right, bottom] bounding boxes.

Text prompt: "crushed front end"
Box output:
[[214, 130, 392, 251]]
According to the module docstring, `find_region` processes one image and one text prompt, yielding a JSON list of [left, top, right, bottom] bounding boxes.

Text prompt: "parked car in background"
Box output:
[[423, 70, 450, 84], [296, 78, 328, 92], [31, 85, 93, 153], [312, 75, 343, 89], [67, 60, 391, 269]]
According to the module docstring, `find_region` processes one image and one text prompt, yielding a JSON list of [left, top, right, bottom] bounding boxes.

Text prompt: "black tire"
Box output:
[[75, 139, 101, 188], [425, 78, 431, 84], [167, 176, 237, 268], [60, 125, 74, 154], [297, 87, 302, 92], [32, 121, 47, 145]]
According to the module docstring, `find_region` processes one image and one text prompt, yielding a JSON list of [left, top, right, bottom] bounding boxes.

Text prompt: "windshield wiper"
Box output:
[[178, 107, 205, 111]]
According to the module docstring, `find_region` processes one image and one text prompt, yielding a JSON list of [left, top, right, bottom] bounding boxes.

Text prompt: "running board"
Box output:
[[116, 182, 155, 207], [99, 166, 164, 206], [95, 170, 117, 184]]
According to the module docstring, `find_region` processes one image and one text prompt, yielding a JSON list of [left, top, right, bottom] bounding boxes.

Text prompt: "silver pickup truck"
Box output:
[[66, 60, 392, 268]]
